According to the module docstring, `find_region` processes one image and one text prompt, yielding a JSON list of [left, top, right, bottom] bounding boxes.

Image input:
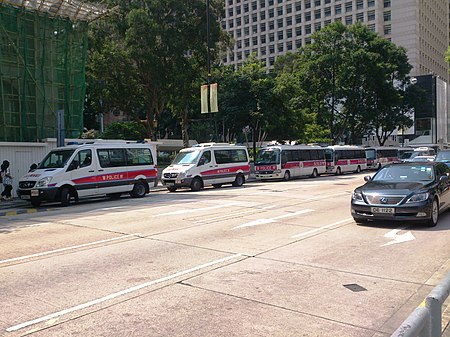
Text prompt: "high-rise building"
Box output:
[[222, 0, 449, 81]]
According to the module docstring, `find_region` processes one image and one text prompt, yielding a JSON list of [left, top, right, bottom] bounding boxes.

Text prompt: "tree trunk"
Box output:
[[181, 105, 189, 148]]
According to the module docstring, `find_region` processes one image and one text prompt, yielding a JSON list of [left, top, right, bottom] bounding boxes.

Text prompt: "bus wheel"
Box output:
[[232, 174, 245, 187], [336, 167, 342, 175], [130, 181, 147, 198], [190, 177, 203, 191], [311, 168, 318, 178], [283, 171, 291, 181]]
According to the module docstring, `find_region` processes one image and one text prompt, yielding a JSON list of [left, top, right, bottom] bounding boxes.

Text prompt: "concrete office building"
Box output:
[[222, 0, 449, 80], [221, 0, 450, 146]]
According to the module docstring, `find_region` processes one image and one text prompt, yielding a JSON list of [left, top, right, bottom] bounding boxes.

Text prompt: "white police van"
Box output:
[[161, 143, 250, 192], [17, 141, 157, 207]]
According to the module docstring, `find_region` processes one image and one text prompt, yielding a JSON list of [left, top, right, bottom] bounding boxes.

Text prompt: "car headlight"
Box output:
[[36, 176, 52, 187], [352, 191, 363, 201], [406, 192, 429, 203]]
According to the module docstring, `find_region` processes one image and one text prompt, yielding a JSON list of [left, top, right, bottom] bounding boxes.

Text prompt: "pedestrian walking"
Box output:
[[1, 160, 13, 201]]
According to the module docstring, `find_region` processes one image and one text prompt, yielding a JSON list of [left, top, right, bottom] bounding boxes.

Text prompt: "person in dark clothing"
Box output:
[[1, 160, 13, 201]]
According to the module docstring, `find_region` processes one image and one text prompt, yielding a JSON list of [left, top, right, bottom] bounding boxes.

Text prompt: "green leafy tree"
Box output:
[[101, 121, 148, 140]]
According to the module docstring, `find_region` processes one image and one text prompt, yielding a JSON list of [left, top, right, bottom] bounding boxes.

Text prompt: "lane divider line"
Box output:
[[233, 209, 314, 229], [6, 253, 243, 332], [194, 205, 276, 224], [0, 233, 142, 265], [291, 218, 353, 238]]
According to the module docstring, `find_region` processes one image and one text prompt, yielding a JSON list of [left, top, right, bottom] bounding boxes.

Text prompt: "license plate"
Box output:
[[165, 182, 174, 187], [371, 207, 395, 214], [31, 189, 39, 197], [21, 195, 30, 200]]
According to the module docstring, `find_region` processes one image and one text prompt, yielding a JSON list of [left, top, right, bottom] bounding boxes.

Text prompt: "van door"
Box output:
[[197, 150, 217, 184], [67, 149, 98, 197]]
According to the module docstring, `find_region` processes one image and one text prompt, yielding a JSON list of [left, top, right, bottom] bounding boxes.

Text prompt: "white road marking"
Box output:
[[233, 209, 314, 229], [291, 218, 353, 238], [305, 192, 349, 201], [381, 228, 416, 246], [6, 253, 243, 332], [194, 205, 276, 224], [154, 202, 241, 217], [0, 233, 141, 265]]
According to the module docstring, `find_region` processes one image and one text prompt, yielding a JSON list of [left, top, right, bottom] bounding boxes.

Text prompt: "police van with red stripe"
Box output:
[[161, 143, 250, 192], [17, 141, 157, 207]]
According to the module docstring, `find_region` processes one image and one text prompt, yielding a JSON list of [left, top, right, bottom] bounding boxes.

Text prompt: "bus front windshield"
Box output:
[[255, 149, 280, 165], [38, 149, 75, 169], [172, 150, 201, 165]]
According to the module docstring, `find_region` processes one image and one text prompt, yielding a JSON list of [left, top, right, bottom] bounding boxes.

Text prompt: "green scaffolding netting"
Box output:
[[0, 3, 88, 142]]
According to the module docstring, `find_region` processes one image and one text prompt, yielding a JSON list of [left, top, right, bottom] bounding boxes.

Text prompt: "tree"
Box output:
[[86, 0, 226, 140]]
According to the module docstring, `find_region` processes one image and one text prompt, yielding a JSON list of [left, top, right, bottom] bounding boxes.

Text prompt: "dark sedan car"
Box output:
[[351, 162, 450, 226]]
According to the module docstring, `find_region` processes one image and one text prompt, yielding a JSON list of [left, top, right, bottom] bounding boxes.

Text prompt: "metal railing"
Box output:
[[391, 271, 450, 337]]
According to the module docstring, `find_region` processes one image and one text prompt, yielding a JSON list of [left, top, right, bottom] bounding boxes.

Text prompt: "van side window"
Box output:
[[198, 151, 211, 166], [126, 148, 154, 166], [215, 149, 248, 164], [97, 149, 127, 168], [68, 149, 92, 171]]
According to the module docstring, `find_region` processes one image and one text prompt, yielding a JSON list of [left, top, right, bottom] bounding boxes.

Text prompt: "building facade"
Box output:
[[222, 0, 449, 81]]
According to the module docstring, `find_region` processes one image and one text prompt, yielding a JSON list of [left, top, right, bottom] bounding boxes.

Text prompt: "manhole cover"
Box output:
[[343, 284, 367, 292]]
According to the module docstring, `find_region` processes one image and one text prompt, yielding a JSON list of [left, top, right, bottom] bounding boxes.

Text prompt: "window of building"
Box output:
[[260, 11, 266, 20], [345, 15, 352, 25], [305, 24, 311, 34], [286, 16, 292, 25], [229, 20, 234, 28], [269, 45, 275, 53], [244, 38, 250, 47], [260, 22, 266, 31], [228, 8, 233, 17], [269, 8, 274, 17], [384, 0, 391, 7], [278, 43, 284, 52], [356, 0, 363, 9], [295, 13, 302, 23], [244, 3, 249, 11], [252, 1, 257, 10], [261, 46, 266, 55], [305, 11, 311, 21], [277, 6, 283, 15], [269, 21, 275, 30], [287, 28, 292, 37], [295, 1, 301, 11], [296, 26, 302, 35], [287, 41, 293, 50], [314, 22, 321, 31], [367, 0, 375, 7], [269, 32, 275, 42], [367, 10, 375, 21], [237, 6, 241, 14], [324, 19, 332, 25], [261, 35, 267, 43], [315, 9, 321, 19], [305, 0, 311, 9], [228, 0, 233, 5], [334, 16, 342, 22], [268, 0, 274, 5], [244, 15, 249, 24], [236, 29, 242, 37], [237, 40, 242, 48], [315, 0, 321, 6], [345, 1, 352, 12], [277, 18, 283, 27], [286, 4, 292, 13], [367, 23, 375, 31], [296, 39, 302, 48], [252, 25, 258, 33], [325, 7, 331, 16], [252, 13, 257, 22], [244, 27, 249, 35], [383, 24, 391, 35], [260, 0, 266, 8], [335, 4, 342, 14], [237, 51, 242, 60], [278, 30, 284, 39], [383, 11, 391, 21], [305, 37, 311, 44], [269, 57, 275, 66], [325, 0, 331, 3], [356, 12, 364, 21]]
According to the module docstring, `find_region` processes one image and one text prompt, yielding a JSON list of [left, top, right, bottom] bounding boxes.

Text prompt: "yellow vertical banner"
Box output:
[[210, 83, 218, 112], [201, 84, 209, 114]]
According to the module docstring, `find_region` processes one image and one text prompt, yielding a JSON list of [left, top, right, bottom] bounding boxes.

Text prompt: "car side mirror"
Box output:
[[364, 175, 372, 182]]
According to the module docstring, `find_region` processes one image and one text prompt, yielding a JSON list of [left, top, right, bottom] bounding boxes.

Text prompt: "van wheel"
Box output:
[[167, 187, 177, 192], [311, 168, 318, 178], [212, 184, 222, 188], [283, 171, 291, 181], [60, 187, 72, 207], [427, 198, 439, 227], [31, 199, 41, 207], [130, 181, 146, 198], [232, 174, 245, 187], [190, 177, 203, 191]]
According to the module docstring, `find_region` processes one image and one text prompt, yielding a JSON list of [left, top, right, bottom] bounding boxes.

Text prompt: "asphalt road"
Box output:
[[1, 173, 450, 336]]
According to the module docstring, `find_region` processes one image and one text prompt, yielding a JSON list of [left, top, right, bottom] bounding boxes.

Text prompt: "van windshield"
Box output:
[[172, 150, 201, 165], [38, 149, 75, 169]]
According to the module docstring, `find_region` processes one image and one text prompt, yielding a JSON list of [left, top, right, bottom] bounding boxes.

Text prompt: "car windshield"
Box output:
[[172, 150, 201, 165], [436, 151, 450, 162], [255, 149, 280, 165], [373, 165, 434, 182], [38, 149, 75, 169]]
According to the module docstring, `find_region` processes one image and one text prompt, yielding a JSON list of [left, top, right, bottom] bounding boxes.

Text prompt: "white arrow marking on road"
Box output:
[[232, 209, 314, 229], [381, 228, 416, 247]]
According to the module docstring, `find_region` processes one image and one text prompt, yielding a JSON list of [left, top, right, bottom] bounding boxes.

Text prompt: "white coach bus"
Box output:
[[325, 145, 367, 174], [254, 145, 326, 181]]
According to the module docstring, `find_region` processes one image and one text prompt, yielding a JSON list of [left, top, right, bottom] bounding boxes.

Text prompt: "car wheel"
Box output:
[[336, 167, 342, 175], [427, 198, 439, 227], [31, 199, 41, 207], [283, 171, 291, 181], [232, 174, 245, 187], [311, 168, 318, 178], [167, 187, 177, 192], [60, 187, 72, 207], [212, 184, 222, 188], [190, 177, 203, 191], [130, 181, 147, 198]]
